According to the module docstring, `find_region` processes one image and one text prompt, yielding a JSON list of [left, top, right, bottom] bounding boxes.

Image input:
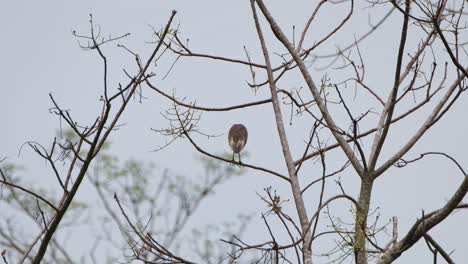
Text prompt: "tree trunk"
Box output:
[[354, 176, 374, 264]]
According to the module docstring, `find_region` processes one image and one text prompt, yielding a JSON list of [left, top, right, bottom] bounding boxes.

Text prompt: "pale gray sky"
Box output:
[[1, 1, 467, 263]]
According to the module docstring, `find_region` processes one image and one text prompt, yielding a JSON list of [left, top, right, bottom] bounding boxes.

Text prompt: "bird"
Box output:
[[228, 124, 248, 164]]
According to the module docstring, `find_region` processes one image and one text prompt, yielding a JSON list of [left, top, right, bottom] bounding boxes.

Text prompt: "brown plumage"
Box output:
[[228, 124, 248, 163]]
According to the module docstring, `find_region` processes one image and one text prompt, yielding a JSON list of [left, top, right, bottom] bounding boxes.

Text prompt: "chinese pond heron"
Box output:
[[228, 124, 248, 164]]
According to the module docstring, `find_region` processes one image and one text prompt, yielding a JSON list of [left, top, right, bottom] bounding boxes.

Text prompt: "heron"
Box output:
[[228, 124, 248, 164]]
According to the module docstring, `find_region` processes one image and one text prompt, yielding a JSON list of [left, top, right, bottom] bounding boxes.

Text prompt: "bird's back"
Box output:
[[228, 124, 248, 153]]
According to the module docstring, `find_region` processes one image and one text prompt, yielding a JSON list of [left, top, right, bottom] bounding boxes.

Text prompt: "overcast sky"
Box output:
[[1, 1, 467, 263]]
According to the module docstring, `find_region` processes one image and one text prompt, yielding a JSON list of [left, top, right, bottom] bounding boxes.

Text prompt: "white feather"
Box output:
[[229, 138, 236, 149], [236, 140, 245, 152]]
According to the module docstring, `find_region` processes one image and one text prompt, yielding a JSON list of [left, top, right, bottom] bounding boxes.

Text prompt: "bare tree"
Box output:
[[147, 0, 468, 263], [1, 0, 468, 263]]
